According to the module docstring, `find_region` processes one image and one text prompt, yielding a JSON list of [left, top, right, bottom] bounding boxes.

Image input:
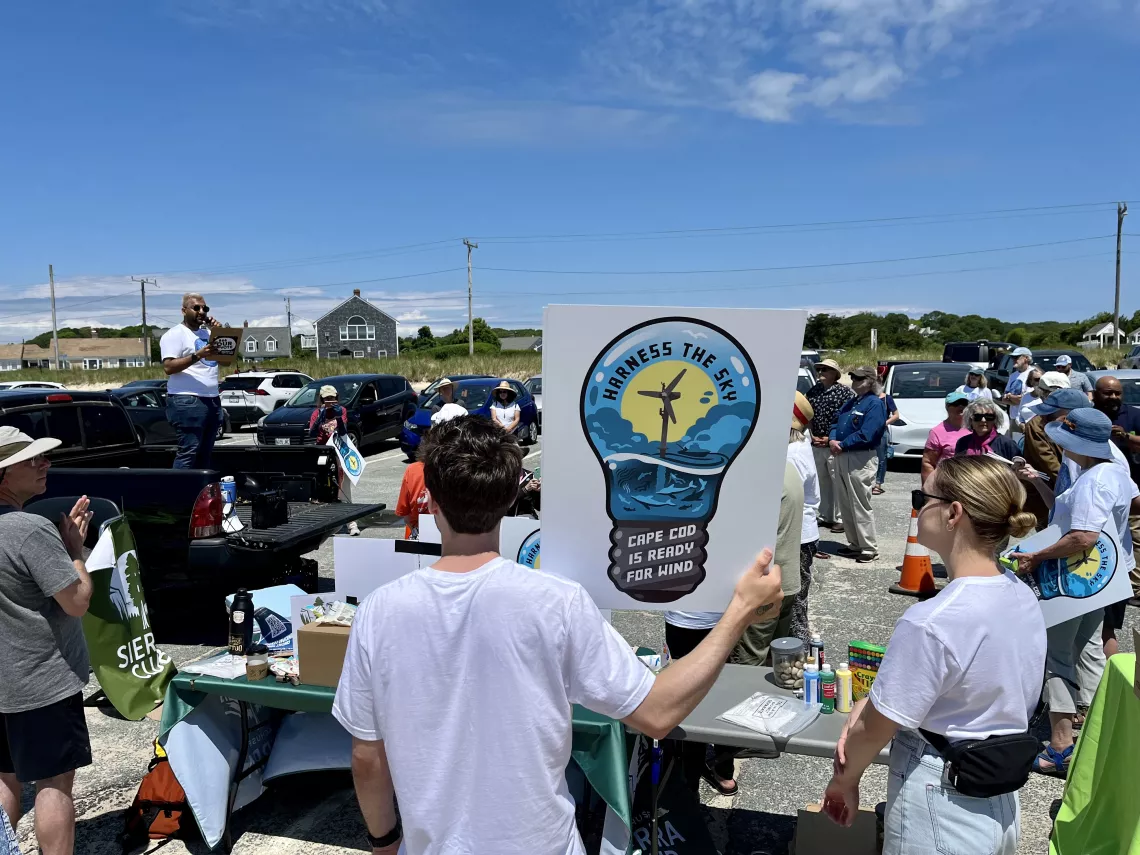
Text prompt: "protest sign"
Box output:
[[206, 327, 244, 366], [541, 305, 805, 610], [419, 514, 541, 569], [333, 536, 441, 600], [83, 517, 175, 720], [327, 431, 366, 486], [1002, 523, 1133, 628]]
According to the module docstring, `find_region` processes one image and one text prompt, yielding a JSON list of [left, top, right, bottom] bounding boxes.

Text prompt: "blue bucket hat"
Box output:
[[1035, 387, 1093, 417], [1045, 407, 1114, 459]]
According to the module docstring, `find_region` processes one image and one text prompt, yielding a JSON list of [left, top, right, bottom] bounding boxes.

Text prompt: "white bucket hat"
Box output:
[[0, 425, 61, 470], [430, 402, 469, 425]]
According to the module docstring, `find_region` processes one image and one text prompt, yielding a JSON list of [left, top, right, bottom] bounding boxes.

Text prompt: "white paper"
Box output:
[[1002, 523, 1134, 628], [179, 653, 247, 680], [333, 537, 440, 600], [541, 305, 806, 611]]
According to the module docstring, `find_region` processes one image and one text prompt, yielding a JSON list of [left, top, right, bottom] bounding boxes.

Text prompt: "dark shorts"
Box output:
[[0, 693, 92, 783], [1104, 598, 1129, 632]]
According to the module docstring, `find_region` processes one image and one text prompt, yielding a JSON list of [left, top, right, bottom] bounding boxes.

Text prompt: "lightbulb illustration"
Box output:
[[581, 317, 760, 602], [517, 528, 541, 569], [1024, 534, 1117, 601]]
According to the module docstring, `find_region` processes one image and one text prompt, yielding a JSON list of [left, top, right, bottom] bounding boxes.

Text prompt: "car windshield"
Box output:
[[526, 377, 542, 394], [426, 382, 494, 411], [286, 378, 364, 407], [1035, 353, 1092, 373], [220, 376, 265, 391], [889, 365, 969, 398]]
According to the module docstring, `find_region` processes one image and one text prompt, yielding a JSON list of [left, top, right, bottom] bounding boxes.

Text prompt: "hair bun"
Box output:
[[1007, 510, 1037, 540]]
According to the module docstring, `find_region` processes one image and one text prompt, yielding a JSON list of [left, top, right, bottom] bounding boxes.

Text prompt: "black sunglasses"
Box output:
[[971, 413, 997, 422], [190, 304, 210, 313], [912, 490, 951, 512]]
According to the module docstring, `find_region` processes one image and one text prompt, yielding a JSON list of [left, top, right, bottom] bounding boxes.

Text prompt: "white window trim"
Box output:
[[265, 337, 277, 353], [83, 358, 102, 370], [246, 339, 257, 353], [353, 350, 365, 358]]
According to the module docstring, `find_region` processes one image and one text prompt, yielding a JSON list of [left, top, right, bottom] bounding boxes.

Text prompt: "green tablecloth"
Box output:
[[160, 672, 631, 830], [1050, 654, 1140, 855]]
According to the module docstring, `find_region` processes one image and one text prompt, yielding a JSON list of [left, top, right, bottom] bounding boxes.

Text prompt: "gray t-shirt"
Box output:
[[0, 510, 89, 713], [1066, 370, 1093, 395]]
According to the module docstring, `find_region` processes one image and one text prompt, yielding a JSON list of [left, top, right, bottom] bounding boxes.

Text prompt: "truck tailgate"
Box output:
[[226, 501, 385, 551]]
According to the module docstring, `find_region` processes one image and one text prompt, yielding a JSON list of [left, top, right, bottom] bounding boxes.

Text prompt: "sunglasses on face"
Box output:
[[189, 304, 210, 313], [912, 489, 951, 511], [972, 413, 997, 423]]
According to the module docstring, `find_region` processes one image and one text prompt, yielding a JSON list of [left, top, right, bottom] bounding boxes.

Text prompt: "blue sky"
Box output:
[[1, 0, 1138, 342]]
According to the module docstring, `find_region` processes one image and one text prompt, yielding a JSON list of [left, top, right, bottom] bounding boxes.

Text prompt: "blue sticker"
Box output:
[[517, 529, 541, 569]]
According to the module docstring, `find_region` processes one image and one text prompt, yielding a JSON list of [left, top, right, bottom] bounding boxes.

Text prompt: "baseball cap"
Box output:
[[967, 366, 985, 376], [1054, 354, 1072, 367], [945, 391, 969, 405], [430, 402, 469, 425], [1039, 371, 1070, 390], [1012, 347, 1033, 357]]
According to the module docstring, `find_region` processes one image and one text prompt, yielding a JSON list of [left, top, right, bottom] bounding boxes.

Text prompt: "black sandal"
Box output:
[[701, 767, 739, 796]]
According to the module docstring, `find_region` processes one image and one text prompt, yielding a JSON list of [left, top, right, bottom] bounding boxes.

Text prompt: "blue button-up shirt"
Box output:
[[829, 393, 888, 451]]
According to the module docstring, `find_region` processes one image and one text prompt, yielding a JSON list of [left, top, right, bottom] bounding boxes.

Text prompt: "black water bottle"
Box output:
[[229, 588, 254, 655]]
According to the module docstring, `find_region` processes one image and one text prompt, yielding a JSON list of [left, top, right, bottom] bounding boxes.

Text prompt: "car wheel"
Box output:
[[525, 421, 538, 445], [349, 429, 363, 450]]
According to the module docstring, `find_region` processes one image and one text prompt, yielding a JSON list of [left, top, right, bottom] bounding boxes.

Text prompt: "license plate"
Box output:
[[274, 438, 291, 446]]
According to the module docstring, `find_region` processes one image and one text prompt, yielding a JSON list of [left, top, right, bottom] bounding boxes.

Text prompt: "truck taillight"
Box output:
[[190, 483, 223, 538], [255, 389, 269, 395]]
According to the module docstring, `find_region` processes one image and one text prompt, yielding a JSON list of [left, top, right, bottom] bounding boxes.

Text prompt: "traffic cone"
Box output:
[[889, 508, 937, 597]]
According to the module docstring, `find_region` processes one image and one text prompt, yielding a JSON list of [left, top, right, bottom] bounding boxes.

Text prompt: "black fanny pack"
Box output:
[[919, 698, 1044, 798]]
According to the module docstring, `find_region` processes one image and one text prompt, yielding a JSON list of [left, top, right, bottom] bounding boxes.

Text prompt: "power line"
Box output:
[[479, 250, 1115, 298], [477, 235, 1114, 277]]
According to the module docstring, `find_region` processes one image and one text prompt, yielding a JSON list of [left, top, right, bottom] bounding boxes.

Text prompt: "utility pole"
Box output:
[[464, 239, 478, 355], [132, 277, 157, 365], [285, 296, 292, 336], [1116, 202, 1128, 347], [48, 264, 61, 371]]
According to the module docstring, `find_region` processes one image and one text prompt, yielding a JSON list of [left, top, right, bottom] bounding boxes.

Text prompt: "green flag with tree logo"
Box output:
[[83, 516, 175, 720]]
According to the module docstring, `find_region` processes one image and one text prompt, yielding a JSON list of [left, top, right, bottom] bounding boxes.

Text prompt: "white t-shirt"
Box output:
[[787, 436, 820, 544], [870, 571, 1046, 740], [1052, 457, 1138, 571], [663, 610, 722, 631], [1008, 368, 1032, 423], [159, 324, 219, 397], [332, 557, 655, 855], [954, 385, 997, 403], [491, 402, 520, 429]]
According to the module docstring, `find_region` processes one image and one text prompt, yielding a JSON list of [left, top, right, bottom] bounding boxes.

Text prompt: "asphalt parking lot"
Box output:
[[15, 435, 1137, 855]]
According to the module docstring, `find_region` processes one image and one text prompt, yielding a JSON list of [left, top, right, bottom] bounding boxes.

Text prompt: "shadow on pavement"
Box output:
[[703, 803, 797, 855]]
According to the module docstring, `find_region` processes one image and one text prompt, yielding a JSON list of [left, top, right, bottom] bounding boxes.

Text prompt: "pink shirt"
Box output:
[[925, 420, 971, 464]]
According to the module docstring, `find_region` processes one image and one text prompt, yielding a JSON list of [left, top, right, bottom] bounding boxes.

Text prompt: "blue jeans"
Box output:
[[168, 394, 221, 470], [883, 730, 1020, 855], [875, 430, 891, 485]]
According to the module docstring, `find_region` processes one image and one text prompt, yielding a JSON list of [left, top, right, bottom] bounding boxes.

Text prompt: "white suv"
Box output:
[[221, 370, 313, 427]]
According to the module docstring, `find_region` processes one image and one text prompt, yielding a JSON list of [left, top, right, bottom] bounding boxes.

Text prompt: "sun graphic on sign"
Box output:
[[1067, 545, 1103, 580], [347, 454, 360, 470], [620, 360, 719, 447]]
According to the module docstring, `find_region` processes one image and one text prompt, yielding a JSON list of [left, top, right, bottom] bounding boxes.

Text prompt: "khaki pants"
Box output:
[[731, 597, 795, 666], [812, 443, 842, 525], [834, 448, 878, 553], [1044, 609, 1104, 714]]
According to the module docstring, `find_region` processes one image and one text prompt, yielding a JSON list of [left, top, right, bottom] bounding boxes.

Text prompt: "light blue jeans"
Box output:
[[883, 730, 1020, 855]]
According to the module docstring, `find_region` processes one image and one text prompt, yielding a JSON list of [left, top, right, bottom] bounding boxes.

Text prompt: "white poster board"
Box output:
[[419, 514, 542, 569], [333, 537, 441, 601], [541, 305, 805, 611], [1002, 524, 1133, 628]]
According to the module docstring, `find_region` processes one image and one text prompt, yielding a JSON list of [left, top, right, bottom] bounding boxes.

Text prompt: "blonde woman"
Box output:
[[954, 367, 997, 402], [822, 456, 1045, 855]]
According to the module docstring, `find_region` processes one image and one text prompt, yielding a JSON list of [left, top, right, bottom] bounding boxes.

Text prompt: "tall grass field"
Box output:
[[1, 351, 544, 390]]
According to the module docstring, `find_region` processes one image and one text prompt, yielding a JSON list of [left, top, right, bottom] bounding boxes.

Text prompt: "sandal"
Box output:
[[1032, 745, 1073, 778], [701, 767, 739, 796], [872, 485, 885, 495]]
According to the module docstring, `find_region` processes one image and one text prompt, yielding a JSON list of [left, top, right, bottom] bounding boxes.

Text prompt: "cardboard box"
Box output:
[[297, 623, 351, 688], [208, 327, 245, 366], [789, 803, 879, 855]]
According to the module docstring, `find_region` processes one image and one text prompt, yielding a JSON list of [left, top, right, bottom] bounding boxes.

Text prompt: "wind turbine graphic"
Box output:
[[638, 368, 686, 457]]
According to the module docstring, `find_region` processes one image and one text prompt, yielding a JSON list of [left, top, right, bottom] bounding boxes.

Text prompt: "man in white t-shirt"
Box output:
[[332, 417, 785, 855], [159, 293, 222, 470], [1002, 347, 1034, 425]]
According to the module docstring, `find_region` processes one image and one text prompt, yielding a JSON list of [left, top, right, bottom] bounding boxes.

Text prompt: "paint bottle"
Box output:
[[810, 633, 825, 669], [804, 662, 820, 706], [836, 661, 853, 714], [820, 664, 836, 714]]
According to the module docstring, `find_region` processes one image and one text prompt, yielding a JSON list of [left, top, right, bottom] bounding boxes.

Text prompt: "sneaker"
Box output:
[[855, 551, 879, 564], [347, 521, 361, 537]]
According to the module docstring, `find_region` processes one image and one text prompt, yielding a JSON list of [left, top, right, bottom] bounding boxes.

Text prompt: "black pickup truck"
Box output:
[[0, 389, 382, 641]]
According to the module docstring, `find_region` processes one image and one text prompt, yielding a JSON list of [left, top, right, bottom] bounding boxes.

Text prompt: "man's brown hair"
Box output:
[[420, 417, 524, 534]]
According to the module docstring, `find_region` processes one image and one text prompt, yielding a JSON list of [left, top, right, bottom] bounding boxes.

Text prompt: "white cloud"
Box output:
[[587, 0, 1050, 122]]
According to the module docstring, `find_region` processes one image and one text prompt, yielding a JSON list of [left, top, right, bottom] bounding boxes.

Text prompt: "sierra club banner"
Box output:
[[83, 517, 175, 720], [327, 431, 366, 486]]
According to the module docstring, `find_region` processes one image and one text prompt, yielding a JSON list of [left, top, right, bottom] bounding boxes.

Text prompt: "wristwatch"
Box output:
[[367, 818, 402, 849]]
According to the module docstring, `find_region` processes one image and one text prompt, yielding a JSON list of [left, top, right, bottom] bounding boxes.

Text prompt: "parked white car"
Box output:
[[220, 370, 313, 427], [0, 380, 66, 391], [885, 362, 981, 457]]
